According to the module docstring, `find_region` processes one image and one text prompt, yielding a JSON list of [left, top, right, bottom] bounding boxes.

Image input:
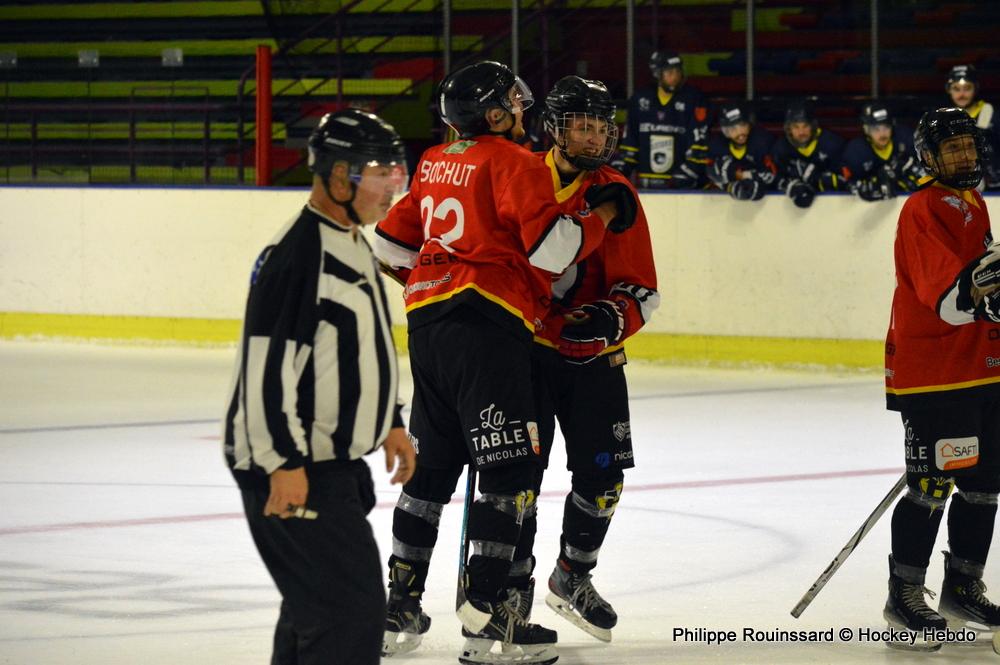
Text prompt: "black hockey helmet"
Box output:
[[308, 108, 406, 179], [946, 64, 978, 91], [860, 101, 894, 128], [307, 109, 407, 224], [649, 50, 683, 77], [543, 76, 618, 171], [437, 60, 534, 138], [718, 101, 753, 128], [914, 107, 989, 190], [784, 99, 818, 147]]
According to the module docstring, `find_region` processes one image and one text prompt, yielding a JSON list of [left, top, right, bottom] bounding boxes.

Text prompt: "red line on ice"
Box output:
[[0, 467, 900, 536]]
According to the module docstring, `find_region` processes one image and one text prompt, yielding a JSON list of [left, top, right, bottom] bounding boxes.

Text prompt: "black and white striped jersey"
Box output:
[[224, 204, 403, 489]]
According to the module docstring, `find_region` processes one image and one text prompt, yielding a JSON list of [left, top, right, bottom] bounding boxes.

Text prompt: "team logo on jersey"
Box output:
[[639, 97, 651, 111], [649, 134, 675, 173], [694, 106, 707, 122], [942, 195, 974, 225], [935, 436, 979, 471], [612, 420, 631, 443], [674, 101, 685, 112], [595, 452, 611, 469]]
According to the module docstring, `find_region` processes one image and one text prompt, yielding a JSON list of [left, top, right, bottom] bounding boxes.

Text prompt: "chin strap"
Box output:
[[558, 145, 601, 172], [322, 176, 363, 226]]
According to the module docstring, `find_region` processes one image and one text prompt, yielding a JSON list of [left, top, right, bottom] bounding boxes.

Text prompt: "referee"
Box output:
[[223, 108, 416, 665]]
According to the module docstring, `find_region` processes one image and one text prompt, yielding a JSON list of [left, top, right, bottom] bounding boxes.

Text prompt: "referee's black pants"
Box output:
[[241, 460, 385, 665]]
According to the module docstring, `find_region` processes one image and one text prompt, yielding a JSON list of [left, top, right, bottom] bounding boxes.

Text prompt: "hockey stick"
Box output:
[[456, 465, 477, 611], [790, 472, 907, 618]]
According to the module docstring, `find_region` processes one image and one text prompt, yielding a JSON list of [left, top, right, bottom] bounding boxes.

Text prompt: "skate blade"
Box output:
[[382, 630, 423, 657], [459, 637, 558, 665], [544, 592, 612, 643], [884, 639, 942, 652]]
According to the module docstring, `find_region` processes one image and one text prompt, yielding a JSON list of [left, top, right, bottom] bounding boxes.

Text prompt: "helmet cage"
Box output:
[[546, 111, 619, 171], [915, 109, 990, 190]]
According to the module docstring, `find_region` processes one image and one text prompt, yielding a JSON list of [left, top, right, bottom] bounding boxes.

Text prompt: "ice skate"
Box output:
[[939, 551, 1000, 632], [883, 556, 946, 652], [457, 591, 558, 665], [507, 579, 536, 622], [545, 561, 616, 643], [382, 563, 432, 657]]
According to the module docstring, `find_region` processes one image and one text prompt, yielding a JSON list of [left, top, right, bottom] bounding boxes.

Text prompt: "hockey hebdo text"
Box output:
[[671, 626, 976, 646]]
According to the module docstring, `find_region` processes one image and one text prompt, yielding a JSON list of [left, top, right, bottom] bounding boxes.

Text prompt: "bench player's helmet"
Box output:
[[437, 60, 534, 138], [946, 65, 978, 93], [719, 101, 752, 129], [307, 109, 407, 223], [784, 100, 818, 148], [914, 107, 989, 190], [543, 76, 618, 171], [860, 101, 894, 129], [649, 51, 683, 78]]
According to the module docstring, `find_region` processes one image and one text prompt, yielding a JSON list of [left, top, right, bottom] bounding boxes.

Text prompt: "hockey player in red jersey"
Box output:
[[500, 75, 659, 644], [374, 61, 637, 665], [883, 107, 1000, 649]]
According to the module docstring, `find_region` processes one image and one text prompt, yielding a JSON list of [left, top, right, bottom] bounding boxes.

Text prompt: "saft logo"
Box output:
[[935, 437, 979, 471], [527, 421, 540, 455]]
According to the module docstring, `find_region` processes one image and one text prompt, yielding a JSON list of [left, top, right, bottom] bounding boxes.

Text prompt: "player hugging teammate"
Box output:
[[374, 61, 639, 665]]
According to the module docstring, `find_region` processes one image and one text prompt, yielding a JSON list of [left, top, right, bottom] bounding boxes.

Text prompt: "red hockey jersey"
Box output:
[[374, 135, 607, 337], [885, 181, 1000, 409], [533, 150, 660, 352]]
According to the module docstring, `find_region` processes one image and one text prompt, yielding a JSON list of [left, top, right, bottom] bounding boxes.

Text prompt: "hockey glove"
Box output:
[[559, 300, 625, 363], [975, 290, 1000, 323], [584, 182, 637, 234], [786, 179, 815, 208], [712, 155, 737, 186], [670, 162, 701, 190], [854, 176, 890, 202], [955, 244, 1000, 311], [728, 178, 764, 201]]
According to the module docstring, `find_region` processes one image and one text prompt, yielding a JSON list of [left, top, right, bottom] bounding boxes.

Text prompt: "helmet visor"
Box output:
[[503, 76, 534, 114], [350, 160, 410, 223]]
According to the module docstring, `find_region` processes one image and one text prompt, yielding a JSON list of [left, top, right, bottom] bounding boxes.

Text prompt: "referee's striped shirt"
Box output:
[[224, 204, 403, 489]]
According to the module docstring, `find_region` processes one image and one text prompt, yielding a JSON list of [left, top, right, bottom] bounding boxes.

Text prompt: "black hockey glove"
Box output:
[[786, 179, 815, 208], [712, 155, 738, 186], [854, 176, 890, 202], [584, 182, 637, 234], [975, 290, 1000, 324], [728, 178, 764, 202], [559, 300, 625, 363], [670, 162, 701, 190]]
